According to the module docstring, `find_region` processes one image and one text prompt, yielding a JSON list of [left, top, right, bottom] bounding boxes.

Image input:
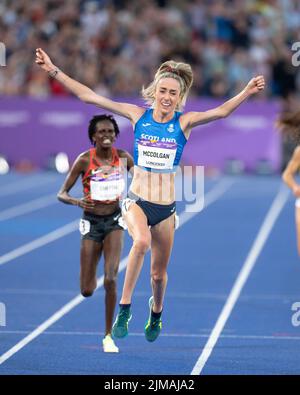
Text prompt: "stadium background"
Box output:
[[1, 0, 300, 172]]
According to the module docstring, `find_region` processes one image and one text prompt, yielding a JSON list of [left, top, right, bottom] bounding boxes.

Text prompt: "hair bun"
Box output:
[[165, 65, 181, 77]]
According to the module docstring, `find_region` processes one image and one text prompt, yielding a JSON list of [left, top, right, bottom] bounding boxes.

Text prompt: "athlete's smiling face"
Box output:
[[154, 77, 181, 115], [92, 120, 116, 148]]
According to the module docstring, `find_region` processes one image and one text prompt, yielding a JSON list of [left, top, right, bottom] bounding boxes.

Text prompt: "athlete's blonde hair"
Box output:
[[142, 60, 194, 111]]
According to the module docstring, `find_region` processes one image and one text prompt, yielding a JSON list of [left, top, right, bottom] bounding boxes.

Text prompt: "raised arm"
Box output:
[[282, 146, 300, 197], [35, 48, 144, 123], [181, 76, 265, 134]]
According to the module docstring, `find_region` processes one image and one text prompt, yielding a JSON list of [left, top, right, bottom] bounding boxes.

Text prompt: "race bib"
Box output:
[[137, 139, 177, 170], [90, 172, 125, 201], [79, 219, 90, 235]]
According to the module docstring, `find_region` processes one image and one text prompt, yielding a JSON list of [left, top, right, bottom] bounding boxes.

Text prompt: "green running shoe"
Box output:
[[112, 306, 132, 338], [144, 296, 162, 342]]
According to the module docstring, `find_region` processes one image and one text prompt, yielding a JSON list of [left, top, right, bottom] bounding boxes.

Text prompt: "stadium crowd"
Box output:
[[0, 0, 299, 99]]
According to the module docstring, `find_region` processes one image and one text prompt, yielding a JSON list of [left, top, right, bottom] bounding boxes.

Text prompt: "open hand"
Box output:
[[35, 48, 55, 72], [245, 76, 265, 95], [77, 197, 95, 210]]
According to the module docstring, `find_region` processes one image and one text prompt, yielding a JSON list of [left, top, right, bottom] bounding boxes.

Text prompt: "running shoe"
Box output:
[[144, 296, 162, 342], [112, 306, 132, 338], [102, 334, 119, 353]]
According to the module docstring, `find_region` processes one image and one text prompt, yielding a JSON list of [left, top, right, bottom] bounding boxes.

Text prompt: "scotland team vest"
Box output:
[[133, 109, 187, 173]]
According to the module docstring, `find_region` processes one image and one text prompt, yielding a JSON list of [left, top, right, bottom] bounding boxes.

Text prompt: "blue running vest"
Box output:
[[133, 109, 187, 173]]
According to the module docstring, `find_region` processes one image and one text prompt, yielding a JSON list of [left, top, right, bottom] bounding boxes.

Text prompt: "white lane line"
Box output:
[[0, 194, 56, 222], [0, 180, 233, 268], [0, 175, 57, 198], [0, 221, 79, 267], [0, 178, 234, 365], [1, 331, 300, 341], [190, 185, 290, 375], [1, 289, 298, 301], [0, 288, 77, 296], [0, 264, 111, 365], [179, 178, 234, 227], [0, 187, 81, 222]]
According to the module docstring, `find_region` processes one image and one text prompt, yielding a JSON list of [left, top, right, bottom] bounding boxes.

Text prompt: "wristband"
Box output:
[[48, 68, 60, 78]]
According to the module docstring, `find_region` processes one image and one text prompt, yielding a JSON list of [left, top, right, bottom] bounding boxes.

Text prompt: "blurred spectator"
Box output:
[[0, 0, 299, 99]]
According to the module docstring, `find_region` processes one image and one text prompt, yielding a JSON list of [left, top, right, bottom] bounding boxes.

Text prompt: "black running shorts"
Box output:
[[79, 209, 125, 243]]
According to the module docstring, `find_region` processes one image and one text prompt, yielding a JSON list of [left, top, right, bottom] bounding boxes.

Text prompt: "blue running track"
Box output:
[[0, 172, 300, 375]]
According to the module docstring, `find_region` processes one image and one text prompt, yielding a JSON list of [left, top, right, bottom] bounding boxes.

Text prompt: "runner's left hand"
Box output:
[[245, 76, 265, 95]]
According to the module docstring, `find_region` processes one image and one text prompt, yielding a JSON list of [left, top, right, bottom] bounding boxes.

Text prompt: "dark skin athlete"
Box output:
[[57, 119, 134, 336]]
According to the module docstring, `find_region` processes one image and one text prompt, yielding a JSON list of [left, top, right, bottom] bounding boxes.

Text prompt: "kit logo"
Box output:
[[167, 124, 174, 133]]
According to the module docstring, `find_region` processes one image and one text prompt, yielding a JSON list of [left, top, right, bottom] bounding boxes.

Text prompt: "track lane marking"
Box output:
[[190, 185, 290, 375], [0, 179, 234, 365]]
